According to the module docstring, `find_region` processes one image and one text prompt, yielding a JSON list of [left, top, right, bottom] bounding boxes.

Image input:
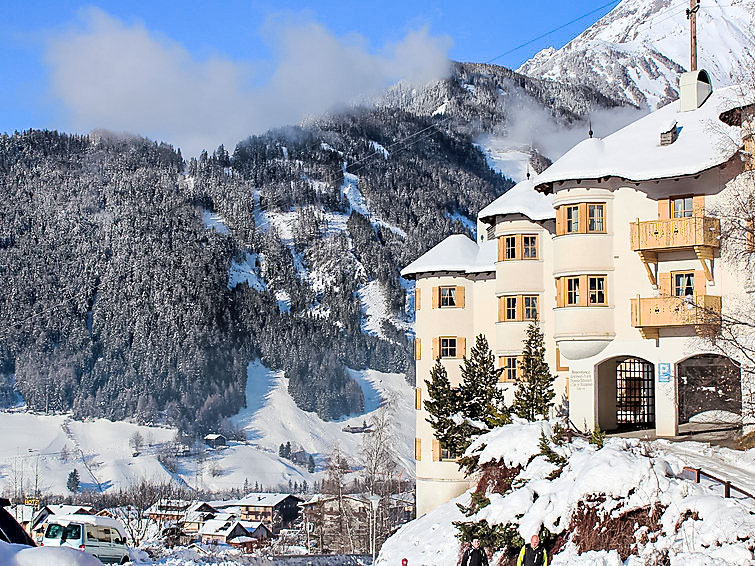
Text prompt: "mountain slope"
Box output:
[[519, 0, 755, 109]]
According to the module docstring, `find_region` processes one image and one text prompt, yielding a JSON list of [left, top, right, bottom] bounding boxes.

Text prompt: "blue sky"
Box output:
[[0, 1, 619, 153]]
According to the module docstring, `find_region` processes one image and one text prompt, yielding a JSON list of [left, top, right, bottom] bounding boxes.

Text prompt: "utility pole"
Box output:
[[687, 0, 701, 71]]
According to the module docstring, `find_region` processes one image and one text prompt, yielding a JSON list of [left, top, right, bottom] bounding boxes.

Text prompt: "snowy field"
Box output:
[[0, 361, 413, 495]]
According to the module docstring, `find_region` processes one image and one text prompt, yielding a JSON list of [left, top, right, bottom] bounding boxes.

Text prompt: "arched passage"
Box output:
[[597, 356, 655, 431], [677, 354, 741, 423]]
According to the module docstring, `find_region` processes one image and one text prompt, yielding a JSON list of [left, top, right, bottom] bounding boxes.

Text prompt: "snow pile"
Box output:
[[0, 541, 103, 565], [378, 420, 755, 566]]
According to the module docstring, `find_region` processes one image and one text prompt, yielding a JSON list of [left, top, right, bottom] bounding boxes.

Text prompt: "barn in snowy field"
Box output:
[[404, 70, 755, 516]]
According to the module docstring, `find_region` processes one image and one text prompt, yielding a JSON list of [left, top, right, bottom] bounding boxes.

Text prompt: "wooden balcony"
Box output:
[[630, 217, 720, 285], [630, 216, 720, 252], [630, 294, 721, 339]]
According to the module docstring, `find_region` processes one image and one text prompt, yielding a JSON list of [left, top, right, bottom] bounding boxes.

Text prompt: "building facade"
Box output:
[[403, 72, 754, 516]]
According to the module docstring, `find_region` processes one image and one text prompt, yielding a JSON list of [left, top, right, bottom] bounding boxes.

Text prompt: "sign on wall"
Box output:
[[658, 362, 672, 383], [570, 370, 592, 391]]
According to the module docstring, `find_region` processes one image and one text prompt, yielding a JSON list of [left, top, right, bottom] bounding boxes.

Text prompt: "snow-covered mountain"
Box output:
[[519, 0, 755, 109]]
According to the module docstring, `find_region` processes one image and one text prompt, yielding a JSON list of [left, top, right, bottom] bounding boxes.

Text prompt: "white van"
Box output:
[[42, 514, 130, 564]]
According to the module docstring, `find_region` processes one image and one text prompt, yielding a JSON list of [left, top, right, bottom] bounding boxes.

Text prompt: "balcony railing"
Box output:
[[630, 216, 720, 251], [630, 295, 721, 330]]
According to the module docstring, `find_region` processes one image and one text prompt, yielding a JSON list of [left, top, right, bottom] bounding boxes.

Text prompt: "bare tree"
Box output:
[[360, 404, 398, 496], [129, 431, 144, 454]]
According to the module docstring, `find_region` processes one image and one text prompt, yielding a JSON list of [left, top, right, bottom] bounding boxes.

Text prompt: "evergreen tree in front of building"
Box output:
[[424, 358, 460, 452], [512, 322, 556, 421], [459, 334, 509, 430]]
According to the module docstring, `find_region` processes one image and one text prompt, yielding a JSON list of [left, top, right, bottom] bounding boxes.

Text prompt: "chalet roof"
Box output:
[[534, 85, 754, 192], [478, 179, 555, 223], [238, 492, 302, 508], [400, 235, 496, 279], [203, 433, 226, 441], [199, 518, 245, 537]]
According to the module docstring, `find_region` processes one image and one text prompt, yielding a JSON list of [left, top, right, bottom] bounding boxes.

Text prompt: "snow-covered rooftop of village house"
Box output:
[[237, 492, 300, 507], [400, 235, 496, 279], [535, 85, 753, 192], [478, 179, 555, 222]]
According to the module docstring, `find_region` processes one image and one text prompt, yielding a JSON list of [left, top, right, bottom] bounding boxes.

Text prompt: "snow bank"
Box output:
[[0, 541, 103, 565], [379, 420, 755, 566]]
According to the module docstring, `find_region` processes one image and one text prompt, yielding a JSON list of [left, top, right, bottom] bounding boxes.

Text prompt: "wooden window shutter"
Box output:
[[414, 338, 421, 360], [515, 234, 523, 260], [497, 236, 504, 261], [658, 198, 670, 220], [432, 287, 439, 309], [415, 288, 421, 311], [415, 438, 422, 461], [658, 272, 672, 295], [556, 207, 564, 235], [516, 355, 525, 380], [579, 275, 588, 307], [694, 270, 706, 295], [515, 294, 523, 321], [456, 286, 465, 308], [692, 195, 705, 217], [498, 296, 505, 322], [555, 277, 562, 308], [415, 387, 422, 410], [432, 337, 439, 360], [432, 439, 441, 462], [578, 203, 588, 233], [457, 337, 466, 358]]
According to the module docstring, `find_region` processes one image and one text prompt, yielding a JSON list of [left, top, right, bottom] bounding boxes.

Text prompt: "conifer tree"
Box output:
[[459, 334, 509, 429], [424, 358, 460, 451], [512, 322, 556, 421], [67, 469, 80, 493]]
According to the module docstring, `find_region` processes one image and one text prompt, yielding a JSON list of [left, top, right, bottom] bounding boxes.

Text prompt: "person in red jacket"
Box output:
[[460, 538, 489, 566], [517, 535, 547, 566]]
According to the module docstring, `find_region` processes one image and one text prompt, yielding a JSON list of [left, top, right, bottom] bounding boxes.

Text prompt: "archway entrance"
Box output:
[[597, 357, 655, 431], [677, 354, 741, 423]]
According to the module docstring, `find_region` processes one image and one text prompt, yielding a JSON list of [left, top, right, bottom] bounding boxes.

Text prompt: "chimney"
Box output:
[[679, 70, 712, 112], [660, 120, 678, 146]]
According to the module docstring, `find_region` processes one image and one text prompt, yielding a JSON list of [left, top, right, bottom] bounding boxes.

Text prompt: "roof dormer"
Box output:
[[679, 70, 712, 112]]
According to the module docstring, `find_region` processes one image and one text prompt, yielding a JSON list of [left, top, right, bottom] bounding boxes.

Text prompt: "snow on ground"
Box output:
[[341, 170, 369, 217], [369, 140, 389, 159], [228, 252, 266, 291], [201, 209, 230, 235], [475, 136, 532, 182], [0, 541, 103, 566], [378, 420, 755, 566], [357, 281, 389, 338], [231, 361, 414, 476]]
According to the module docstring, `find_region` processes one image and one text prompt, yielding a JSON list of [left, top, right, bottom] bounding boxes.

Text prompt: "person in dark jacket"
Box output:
[[460, 538, 489, 566], [517, 534, 547, 566]]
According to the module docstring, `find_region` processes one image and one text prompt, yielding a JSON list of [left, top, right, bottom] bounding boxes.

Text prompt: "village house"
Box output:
[[238, 493, 302, 533], [203, 433, 227, 448], [180, 501, 218, 537], [146, 499, 192, 525], [198, 518, 248, 545], [403, 71, 755, 516]]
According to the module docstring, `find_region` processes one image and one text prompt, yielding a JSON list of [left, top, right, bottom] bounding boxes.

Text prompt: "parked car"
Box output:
[[42, 514, 129, 564], [0, 498, 35, 546]]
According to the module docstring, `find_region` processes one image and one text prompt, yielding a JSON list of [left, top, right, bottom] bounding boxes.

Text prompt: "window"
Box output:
[[566, 277, 580, 305], [501, 357, 518, 382], [588, 204, 605, 232], [588, 276, 607, 305], [672, 197, 693, 218], [440, 286, 456, 307], [440, 337, 457, 358], [523, 295, 538, 320], [566, 205, 580, 233], [522, 235, 538, 258], [504, 235, 516, 259], [440, 442, 458, 461], [505, 297, 517, 321], [673, 271, 695, 296]]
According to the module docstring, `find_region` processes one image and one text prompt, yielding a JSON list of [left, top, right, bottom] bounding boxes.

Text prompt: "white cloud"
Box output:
[[45, 8, 452, 156]]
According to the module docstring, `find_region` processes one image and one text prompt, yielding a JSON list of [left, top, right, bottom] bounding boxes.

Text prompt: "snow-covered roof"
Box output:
[[535, 85, 753, 192], [401, 235, 496, 279], [199, 519, 244, 537], [238, 492, 301, 508], [478, 179, 555, 222], [10, 505, 35, 523]]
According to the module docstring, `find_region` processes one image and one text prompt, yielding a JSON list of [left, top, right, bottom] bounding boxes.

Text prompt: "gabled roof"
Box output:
[[478, 179, 555, 222], [199, 518, 245, 537], [238, 493, 302, 508], [535, 85, 754, 192], [400, 235, 497, 279]]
